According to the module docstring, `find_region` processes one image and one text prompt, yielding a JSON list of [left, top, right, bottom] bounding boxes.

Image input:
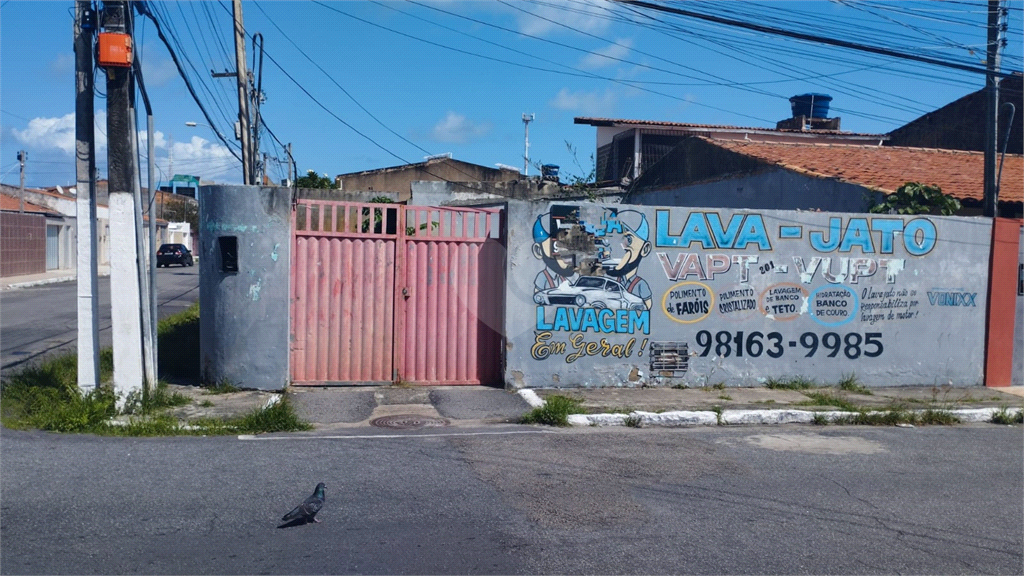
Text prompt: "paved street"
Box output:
[[1, 425, 1020, 575], [0, 267, 199, 378]]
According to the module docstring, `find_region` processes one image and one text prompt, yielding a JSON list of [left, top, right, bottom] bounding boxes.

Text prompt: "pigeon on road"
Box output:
[[280, 482, 326, 525]]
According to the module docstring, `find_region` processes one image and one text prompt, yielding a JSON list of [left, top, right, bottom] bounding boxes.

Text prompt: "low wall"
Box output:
[[504, 201, 994, 388], [199, 185, 291, 390]]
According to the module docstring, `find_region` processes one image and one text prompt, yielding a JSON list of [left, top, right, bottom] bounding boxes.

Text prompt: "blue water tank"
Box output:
[[790, 93, 832, 119], [541, 164, 559, 179]]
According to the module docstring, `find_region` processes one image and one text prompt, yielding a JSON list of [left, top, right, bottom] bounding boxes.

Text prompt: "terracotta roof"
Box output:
[[701, 138, 1024, 203], [574, 116, 886, 138], [0, 192, 58, 214]]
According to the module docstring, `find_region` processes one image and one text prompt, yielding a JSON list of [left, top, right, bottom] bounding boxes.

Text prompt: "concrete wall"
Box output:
[[336, 158, 520, 193], [504, 201, 994, 388], [199, 185, 291, 390], [630, 168, 882, 213]]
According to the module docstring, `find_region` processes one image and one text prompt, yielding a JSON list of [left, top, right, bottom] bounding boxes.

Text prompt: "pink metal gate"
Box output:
[[291, 200, 504, 386]]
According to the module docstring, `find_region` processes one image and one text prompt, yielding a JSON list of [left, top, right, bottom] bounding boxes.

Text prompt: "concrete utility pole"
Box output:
[[232, 0, 252, 185], [103, 1, 145, 405], [522, 113, 534, 176], [983, 0, 1008, 218], [17, 150, 25, 213], [75, 0, 100, 392]]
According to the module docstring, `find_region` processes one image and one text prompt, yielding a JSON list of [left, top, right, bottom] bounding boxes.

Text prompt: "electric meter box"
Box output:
[[97, 32, 133, 68]]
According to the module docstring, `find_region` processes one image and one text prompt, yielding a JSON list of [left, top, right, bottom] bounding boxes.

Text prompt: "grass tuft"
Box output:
[[991, 406, 1024, 425], [520, 395, 585, 426], [837, 373, 872, 395], [764, 376, 816, 390]]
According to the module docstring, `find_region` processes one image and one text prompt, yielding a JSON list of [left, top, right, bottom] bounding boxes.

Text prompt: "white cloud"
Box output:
[[168, 136, 239, 180], [516, 0, 612, 37], [11, 112, 111, 155], [430, 112, 491, 144], [580, 39, 633, 70], [549, 88, 617, 116]]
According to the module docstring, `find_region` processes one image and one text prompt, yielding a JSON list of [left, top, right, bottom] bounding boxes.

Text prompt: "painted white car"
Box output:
[[534, 276, 645, 310]]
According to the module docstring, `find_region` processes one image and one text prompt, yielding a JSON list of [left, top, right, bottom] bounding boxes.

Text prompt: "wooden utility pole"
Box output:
[[983, 0, 1008, 218], [232, 0, 252, 185], [75, 0, 100, 391]]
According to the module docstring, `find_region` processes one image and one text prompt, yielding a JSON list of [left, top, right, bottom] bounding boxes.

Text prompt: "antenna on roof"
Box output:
[[522, 113, 535, 176]]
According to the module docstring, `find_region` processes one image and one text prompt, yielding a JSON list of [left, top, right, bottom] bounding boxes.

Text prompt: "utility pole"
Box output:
[[75, 0, 100, 392], [232, 0, 252, 185], [984, 0, 1008, 218], [522, 113, 534, 176], [17, 150, 26, 213], [102, 0, 145, 406]]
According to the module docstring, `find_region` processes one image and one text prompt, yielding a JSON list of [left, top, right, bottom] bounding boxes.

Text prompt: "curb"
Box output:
[[561, 406, 1023, 428]]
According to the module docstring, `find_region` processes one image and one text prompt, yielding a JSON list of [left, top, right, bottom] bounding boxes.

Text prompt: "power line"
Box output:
[[616, 0, 1020, 78]]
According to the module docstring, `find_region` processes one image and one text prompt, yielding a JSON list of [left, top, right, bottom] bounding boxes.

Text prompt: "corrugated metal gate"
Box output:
[[291, 200, 505, 386], [45, 225, 60, 270]]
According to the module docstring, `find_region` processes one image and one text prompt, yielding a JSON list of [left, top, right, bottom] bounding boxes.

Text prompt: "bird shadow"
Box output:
[[276, 517, 316, 529]]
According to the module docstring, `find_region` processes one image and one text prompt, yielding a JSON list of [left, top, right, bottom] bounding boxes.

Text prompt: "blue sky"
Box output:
[[1, 0, 1021, 190]]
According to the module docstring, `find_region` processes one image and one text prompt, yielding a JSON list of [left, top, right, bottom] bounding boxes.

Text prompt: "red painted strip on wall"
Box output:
[[985, 217, 1023, 387]]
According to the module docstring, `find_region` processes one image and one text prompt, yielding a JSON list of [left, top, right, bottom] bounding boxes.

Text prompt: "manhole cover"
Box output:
[[369, 414, 449, 430]]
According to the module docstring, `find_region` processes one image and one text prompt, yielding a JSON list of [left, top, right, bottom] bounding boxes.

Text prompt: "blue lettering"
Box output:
[[706, 213, 743, 249], [680, 212, 715, 249], [839, 218, 873, 253], [871, 219, 903, 254], [580, 309, 601, 332], [655, 210, 680, 247], [536, 307, 651, 334], [734, 215, 772, 250], [536, 307, 552, 330], [810, 217, 842, 252], [903, 219, 936, 256]]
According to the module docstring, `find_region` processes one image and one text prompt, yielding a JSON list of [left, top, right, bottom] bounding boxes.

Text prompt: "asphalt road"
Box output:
[[0, 267, 199, 378], [1, 424, 1020, 575]]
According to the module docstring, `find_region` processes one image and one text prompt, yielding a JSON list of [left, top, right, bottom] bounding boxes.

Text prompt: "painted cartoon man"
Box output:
[[532, 211, 579, 293], [599, 209, 653, 309]]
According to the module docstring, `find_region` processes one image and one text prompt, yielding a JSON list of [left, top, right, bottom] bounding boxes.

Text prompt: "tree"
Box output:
[[162, 197, 198, 230], [869, 182, 961, 216], [296, 170, 335, 189]]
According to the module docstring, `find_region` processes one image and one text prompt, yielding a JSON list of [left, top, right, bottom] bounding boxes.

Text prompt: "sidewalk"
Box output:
[[161, 382, 1024, 431], [0, 266, 110, 291]]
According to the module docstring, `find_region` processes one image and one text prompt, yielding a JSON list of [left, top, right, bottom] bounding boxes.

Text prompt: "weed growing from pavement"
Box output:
[[797, 391, 860, 412], [711, 405, 723, 425], [203, 379, 241, 395], [827, 405, 961, 426], [991, 406, 1024, 425], [624, 414, 642, 428], [0, 306, 311, 436], [837, 373, 872, 395], [520, 395, 585, 426], [764, 376, 817, 390]]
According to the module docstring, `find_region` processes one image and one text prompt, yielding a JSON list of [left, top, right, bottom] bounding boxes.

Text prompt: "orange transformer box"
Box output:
[[97, 32, 133, 68]]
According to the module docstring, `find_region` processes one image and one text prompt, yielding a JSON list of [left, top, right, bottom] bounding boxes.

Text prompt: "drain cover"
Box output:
[[369, 414, 449, 430]]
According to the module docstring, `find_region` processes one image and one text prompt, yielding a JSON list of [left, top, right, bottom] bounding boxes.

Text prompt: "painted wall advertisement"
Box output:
[[511, 203, 992, 387]]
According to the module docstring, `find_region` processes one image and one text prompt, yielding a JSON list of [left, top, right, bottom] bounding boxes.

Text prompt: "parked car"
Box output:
[[157, 243, 194, 267], [533, 275, 645, 310]]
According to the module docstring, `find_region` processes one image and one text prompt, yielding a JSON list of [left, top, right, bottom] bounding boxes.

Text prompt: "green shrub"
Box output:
[[520, 395, 585, 426]]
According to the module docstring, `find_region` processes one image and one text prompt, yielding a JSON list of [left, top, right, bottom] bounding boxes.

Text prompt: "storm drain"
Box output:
[[369, 414, 450, 430]]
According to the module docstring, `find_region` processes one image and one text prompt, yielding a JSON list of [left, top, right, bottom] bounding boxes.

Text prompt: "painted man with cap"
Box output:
[[532, 212, 579, 293], [598, 209, 653, 310]]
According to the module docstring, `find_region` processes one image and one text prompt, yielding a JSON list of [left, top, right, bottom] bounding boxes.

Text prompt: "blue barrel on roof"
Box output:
[[541, 164, 559, 178], [790, 93, 832, 119]]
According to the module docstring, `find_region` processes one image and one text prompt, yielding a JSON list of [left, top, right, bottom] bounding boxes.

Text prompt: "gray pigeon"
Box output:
[[281, 482, 325, 524]]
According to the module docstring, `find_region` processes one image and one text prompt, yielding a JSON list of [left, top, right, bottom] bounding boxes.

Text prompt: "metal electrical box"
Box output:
[[97, 32, 133, 67]]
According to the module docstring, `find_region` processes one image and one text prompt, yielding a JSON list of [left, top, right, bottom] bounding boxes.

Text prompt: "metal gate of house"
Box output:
[[290, 200, 505, 385], [45, 225, 60, 270]]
